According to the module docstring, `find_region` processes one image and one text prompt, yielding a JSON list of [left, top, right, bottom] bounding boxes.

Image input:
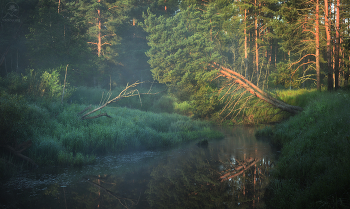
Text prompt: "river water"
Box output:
[[1, 126, 278, 209]]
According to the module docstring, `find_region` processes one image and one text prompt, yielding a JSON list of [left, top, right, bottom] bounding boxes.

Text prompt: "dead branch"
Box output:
[[1, 140, 38, 167], [80, 81, 159, 120], [82, 113, 112, 120], [78, 105, 92, 115]]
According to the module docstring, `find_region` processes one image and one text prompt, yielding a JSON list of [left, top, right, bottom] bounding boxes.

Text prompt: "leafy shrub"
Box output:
[[265, 91, 350, 209], [150, 95, 175, 113]]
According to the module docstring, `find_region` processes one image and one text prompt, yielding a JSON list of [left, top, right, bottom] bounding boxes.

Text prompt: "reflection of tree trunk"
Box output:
[[84, 176, 137, 208], [220, 158, 260, 182]]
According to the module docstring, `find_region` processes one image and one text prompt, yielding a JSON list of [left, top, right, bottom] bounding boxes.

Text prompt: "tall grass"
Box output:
[[257, 91, 350, 208], [0, 90, 223, 170]]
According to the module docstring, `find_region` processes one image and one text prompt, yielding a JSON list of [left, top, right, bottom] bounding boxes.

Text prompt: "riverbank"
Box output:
[[0, 91, 223, 179], [256, 90, 350, 208]]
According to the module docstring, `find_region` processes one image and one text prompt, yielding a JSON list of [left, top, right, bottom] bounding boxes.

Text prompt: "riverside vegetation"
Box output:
[[256, 89, 350, 208], [0, 72, 223, 179], [1, 71, 350, 209]]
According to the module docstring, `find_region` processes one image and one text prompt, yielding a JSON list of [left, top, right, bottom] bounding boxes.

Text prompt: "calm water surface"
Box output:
[[1, 126, 278, 209]]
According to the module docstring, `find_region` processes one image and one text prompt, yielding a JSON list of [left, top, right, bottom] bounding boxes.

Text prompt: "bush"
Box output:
[[264, 91, 350, 209]]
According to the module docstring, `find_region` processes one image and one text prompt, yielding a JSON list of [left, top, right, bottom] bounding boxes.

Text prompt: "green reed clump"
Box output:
[[271, 88, 320, 107], [236, 88, 323, 125], [262, 91, 350, 209], [1, 94, 223, 170]]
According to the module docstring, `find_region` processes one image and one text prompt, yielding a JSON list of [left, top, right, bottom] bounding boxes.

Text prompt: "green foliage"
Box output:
[[261, 91, 350, 209], [269, 62, 303, 89], [0, 68, 74, 102], [142, 6, 224, 118], [0, 87, 223, 171], [272, 88, 320, 107], [150, 95, 175, 113], [0, 91, 46, 146]]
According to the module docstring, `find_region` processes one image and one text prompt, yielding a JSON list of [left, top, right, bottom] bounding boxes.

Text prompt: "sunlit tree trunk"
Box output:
[[98, 0, 102, 57], [325, 0, 333, 91], [255, 0, 259, 87], [335, 0, 340, 90], [244, 9, 248, 78], [315, 0, 321, 91]]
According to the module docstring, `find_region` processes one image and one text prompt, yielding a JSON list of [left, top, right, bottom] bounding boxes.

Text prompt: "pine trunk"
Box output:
[[325, 0, 333, 91], [315, 0, 321, 91], [255, 0, 259, 87], [244, 9, 248, 78], [335, 0, 340, 90], [98, 0, 102, 57]]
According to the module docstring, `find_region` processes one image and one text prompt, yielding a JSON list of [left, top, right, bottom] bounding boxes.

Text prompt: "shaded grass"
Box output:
[[0, 91, 223, 171], [70, 86, 193, 115], [257, 90, 350, 208], [234, 88, 323, 125]]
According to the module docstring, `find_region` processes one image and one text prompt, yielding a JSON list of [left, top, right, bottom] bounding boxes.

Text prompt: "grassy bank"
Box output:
[[256, 90, 350, 208], [0, 90, 223, 179], [220, 88, 320, 125]]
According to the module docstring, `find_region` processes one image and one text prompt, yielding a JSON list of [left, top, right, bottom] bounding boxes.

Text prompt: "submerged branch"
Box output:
[[84, 177, 138, 209], [1, 140, 38, 167]]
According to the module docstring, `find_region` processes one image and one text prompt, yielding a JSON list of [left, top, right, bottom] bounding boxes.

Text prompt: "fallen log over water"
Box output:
[[212, 63, 303, 115]]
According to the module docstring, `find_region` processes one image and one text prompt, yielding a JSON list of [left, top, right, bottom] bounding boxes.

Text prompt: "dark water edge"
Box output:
[[1, 126, 278, 209]]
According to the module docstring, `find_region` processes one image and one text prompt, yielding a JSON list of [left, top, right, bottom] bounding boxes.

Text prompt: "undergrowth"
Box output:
[[0, 89, 223, 175], [257, 90, 350, 209]]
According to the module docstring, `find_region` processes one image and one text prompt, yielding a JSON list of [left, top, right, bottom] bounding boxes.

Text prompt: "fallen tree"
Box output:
[[79, 81, 158, 120], [212, 63, 303, 115]]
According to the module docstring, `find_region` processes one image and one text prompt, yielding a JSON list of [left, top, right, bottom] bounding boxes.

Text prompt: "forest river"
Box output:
[[1, 126, 279, 209]]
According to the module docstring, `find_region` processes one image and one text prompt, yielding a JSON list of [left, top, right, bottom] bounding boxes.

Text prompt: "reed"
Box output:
[[0, 91, 223, 170], [258, 90, 350, 209]]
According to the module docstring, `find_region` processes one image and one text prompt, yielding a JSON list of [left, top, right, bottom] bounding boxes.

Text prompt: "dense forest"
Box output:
[[1, 0, 350, 111], [1, 1, 350, 208]]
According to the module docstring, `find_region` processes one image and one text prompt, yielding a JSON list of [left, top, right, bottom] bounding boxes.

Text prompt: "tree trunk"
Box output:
[[244, 9, 248, 78], [325, 0, 333, 91], [213, 63, 303, 114], [335, 0, 340, 90], [315, 0, 321, 91], [255, 0, 259, 87], [98, 0, 102, 57]]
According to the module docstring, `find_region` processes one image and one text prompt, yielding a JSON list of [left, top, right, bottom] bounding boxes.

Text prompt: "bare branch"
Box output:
[[80, 81, 159, 120]]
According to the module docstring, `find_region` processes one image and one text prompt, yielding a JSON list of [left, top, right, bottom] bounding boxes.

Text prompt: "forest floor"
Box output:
[[256, 89, 350, 208]]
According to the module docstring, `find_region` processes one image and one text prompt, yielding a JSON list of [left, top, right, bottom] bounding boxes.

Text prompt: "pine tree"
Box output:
[[142, 6, 222, 117]]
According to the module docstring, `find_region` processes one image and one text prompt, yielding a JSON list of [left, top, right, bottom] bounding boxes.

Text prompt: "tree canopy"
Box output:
[[1, 0, 350, 117]]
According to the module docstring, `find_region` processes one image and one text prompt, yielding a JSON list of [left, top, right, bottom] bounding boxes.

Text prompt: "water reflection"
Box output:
[[1, 126, 277, 209]]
